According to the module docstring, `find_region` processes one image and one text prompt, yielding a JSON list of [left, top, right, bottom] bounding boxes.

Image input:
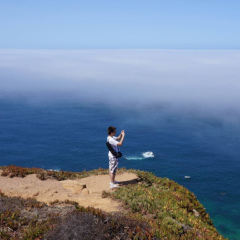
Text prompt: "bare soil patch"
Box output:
[[0, 171, 138, 212]]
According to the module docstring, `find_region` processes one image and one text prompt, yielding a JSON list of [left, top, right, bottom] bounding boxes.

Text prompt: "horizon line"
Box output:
[[0, 48, 240, 51]]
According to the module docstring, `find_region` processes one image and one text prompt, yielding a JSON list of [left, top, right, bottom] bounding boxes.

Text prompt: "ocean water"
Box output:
[[0, 98, 240, 239]]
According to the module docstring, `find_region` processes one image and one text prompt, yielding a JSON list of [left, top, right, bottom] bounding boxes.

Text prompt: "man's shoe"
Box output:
[[110, 183, 120, 189], [109, 181, 120, 184]]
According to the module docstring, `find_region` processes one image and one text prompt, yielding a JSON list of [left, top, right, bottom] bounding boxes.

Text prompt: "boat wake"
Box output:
[[125, 151, 154, 161]]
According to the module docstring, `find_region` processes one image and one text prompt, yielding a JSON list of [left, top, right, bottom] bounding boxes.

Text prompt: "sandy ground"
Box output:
[[0, 171, 138, 213]]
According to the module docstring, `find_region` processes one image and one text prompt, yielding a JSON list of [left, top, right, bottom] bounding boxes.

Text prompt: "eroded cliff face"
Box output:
[[0, 165, 226, 239]]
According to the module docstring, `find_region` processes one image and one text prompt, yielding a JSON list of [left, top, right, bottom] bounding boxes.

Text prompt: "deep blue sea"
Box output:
[[0, 98, 239, 239]]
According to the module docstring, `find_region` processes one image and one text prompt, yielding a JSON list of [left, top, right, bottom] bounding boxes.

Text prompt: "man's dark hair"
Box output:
[[108, 126, 116, 135]]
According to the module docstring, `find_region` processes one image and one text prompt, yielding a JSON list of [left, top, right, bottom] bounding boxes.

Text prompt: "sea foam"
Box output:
[[125, 151, 154, 160], [125, 156, 144, 161]]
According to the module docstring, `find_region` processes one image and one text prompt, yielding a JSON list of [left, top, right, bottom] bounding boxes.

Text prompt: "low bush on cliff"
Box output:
[[0, 192, 150, 240], [45, 207, 150, 240], [0, 165, 125, 181], [111, 170, 225, 239], [0, 192, 69, 239]]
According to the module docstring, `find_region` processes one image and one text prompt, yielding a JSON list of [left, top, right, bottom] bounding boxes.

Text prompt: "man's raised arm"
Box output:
[[115, 133, 122, 140], [117, 130, 125, 146]]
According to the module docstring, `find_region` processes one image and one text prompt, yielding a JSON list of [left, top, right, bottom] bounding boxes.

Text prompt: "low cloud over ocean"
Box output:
[[1, 49, 240, 121]]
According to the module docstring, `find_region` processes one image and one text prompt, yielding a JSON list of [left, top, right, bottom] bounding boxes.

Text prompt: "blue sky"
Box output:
[[1, 0, 240, 49]]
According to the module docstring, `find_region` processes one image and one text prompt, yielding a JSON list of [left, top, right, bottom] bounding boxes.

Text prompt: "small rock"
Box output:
[[32, 191, 39, 197], [61, 181, 87, 194], [22, 193, 29, 198], [82, 188, 89, 195], [7, 227, 13, 232], [80, 184, 87, 189], [193, 209, 200, 218]]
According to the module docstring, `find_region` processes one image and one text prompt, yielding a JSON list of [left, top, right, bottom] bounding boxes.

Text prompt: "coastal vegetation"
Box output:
[[0, 165, 226, 239]]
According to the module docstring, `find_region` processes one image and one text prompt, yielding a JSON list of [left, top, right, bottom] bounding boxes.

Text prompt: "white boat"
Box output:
[[142, 151, 154, 158]]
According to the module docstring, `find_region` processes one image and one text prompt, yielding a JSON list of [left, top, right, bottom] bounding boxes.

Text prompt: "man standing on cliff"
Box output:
[[107, 126, 125, 189]]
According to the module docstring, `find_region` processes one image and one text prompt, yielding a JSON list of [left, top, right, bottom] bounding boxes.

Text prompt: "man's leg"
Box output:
[[109, 170, 111, 182], [109, 157, 119, 188], [109, 170, 114, 184], [109, 157, 114, 183]]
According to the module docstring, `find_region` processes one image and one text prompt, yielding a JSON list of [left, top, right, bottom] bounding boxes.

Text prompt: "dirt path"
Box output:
[[0, 171, 138, 212]]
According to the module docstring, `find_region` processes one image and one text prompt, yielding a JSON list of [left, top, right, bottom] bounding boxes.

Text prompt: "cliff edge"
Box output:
[[0, 165, 226, 239]]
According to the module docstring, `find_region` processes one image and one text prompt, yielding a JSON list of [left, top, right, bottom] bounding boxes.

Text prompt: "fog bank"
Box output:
[[1, 49, 240, 120]]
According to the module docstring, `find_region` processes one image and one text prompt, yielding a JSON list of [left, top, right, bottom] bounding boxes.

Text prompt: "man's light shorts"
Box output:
[[109, 156, 119, 173]]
